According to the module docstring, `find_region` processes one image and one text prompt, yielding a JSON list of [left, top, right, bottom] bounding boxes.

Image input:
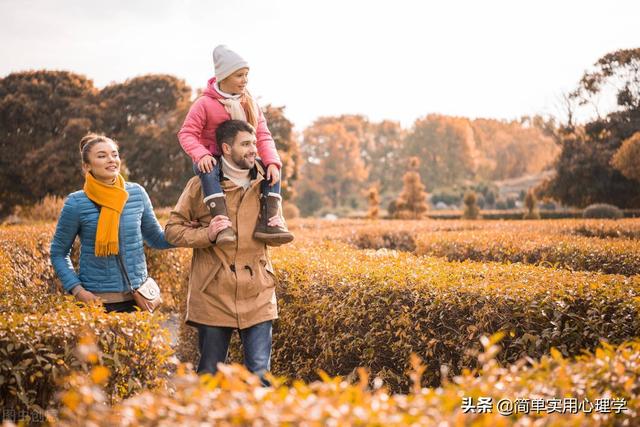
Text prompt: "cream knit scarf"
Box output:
[[221, 156, 251, 190], [215, 82, 248, 121]]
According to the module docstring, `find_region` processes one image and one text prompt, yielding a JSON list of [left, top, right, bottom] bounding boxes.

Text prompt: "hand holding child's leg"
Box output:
[[194, 159, 236, 247]]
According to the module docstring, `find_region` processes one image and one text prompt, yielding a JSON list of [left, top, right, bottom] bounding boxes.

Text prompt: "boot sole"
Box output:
[[253, 232, 294, 245]]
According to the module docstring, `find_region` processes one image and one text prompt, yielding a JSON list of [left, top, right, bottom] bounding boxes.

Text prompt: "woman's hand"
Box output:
[[75, 289, 100, 304], [266, 164, 280, 185], [133, 294, 155, 312], [208, 215, 233, 242], [198, 155, 216, 174]]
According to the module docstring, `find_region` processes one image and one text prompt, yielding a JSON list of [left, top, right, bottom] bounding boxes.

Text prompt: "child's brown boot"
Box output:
[[253, 194, 294, 246], [205, 195, 236, 247]]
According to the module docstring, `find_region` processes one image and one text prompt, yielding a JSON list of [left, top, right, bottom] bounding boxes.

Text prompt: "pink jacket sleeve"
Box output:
[[178, 97, 212, 163], [256, 108, 282, 169]]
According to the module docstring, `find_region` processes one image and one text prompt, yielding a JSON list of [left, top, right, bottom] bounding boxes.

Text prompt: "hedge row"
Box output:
[[0, 224, 187, 314], [0, 301, 174, 421], [346, 219, 640, 275], [424, 209, 640, 220], [53, 334, 640, 426], [170, 241, 640, 392], [0, 225, 175, 420], [413, 231, 640, 276]]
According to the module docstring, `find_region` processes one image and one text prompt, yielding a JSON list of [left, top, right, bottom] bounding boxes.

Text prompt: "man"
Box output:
[[165, 119, 291, 384]]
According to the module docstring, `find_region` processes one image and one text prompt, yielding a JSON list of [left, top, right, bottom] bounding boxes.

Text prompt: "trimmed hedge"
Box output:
[[171, 242, 640, 392], [583, 203, 624, 219], [413, 231, 640, 276], [54, 335, 640, 426], [0, 224, 187, 313], [424, 209, 640, 220], [0, 301, 174, 420], [0, 225, 175, 419], [347, 219, 640, 276]]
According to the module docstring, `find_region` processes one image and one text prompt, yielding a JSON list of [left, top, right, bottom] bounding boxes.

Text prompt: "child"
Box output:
[[178, 45, 294, 246]]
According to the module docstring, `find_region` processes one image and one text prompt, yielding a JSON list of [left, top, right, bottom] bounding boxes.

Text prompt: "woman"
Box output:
[[50, 133, 172, 313]]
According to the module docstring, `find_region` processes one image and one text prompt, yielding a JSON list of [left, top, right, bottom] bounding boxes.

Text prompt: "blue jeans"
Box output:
[[194, 160, 281, 201], [196, 320, 273, 386]]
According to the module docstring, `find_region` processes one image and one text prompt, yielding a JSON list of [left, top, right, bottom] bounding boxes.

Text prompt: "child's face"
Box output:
[[220, 68, 249, 94], [83, 141, 121, 183], [223, 130, 257, 169]]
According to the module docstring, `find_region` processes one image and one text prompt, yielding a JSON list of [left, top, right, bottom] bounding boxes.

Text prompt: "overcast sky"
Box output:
[[1, 0, 638, 130]]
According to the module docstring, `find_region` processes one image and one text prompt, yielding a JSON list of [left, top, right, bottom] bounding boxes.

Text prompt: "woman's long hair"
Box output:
[[241, 91, 259, 129]]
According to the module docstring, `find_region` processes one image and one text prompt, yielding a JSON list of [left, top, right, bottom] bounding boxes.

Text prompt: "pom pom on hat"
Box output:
[[213, 45, 249, 82]]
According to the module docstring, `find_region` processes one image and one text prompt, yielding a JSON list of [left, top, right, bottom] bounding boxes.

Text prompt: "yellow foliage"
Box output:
[[54, 337, 640, 426]]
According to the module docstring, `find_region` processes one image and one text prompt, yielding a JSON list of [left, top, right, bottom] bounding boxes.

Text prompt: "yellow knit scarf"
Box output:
[[83, 173, 129, 256]]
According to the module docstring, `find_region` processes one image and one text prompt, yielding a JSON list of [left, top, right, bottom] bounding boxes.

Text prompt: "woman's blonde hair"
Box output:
[[241, 91, 259, 129], [79, 133, 118, 164]]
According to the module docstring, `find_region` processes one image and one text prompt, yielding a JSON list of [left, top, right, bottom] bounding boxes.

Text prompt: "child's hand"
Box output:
[[266, 164, 280, 185], [198, 155, 216, 174]]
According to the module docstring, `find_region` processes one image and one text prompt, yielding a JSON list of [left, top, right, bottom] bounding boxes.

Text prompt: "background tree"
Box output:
[[471, 117, 559, 180], [462, 191, 481, 219], [0, 70, 99, 214], [367, 185, 380, 219], [395, 157, 428, 219], [23, 118, 93, 201], [262, 104, 300, 201], [611, 131, 640, 182], [403, 115, 478, 190], [98, 74, 193, 207], [540, 48, 640, 208], [362, 120, 405, 194], [523, 188, 540, 219], [301, 116, 368, 208]]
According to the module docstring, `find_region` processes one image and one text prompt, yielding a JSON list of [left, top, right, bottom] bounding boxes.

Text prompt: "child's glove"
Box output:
[[198, 155, 216, 174]]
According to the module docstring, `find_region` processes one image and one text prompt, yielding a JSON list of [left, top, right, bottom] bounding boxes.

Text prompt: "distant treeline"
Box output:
[[1, 47, 639, 217]]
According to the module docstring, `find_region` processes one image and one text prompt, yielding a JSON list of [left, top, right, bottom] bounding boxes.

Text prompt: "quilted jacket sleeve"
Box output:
[[178, 97, 212, 163], [138, 184, 173, 249], [255, 105, 282, 169], [50, 194, 82, 293]]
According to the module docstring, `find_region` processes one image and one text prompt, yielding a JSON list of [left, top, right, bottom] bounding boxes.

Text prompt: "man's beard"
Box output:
[[231, 152, 255, 170]]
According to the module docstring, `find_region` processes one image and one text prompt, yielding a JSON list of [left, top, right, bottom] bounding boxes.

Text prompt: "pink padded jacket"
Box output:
[[178, 77, 281, 168]]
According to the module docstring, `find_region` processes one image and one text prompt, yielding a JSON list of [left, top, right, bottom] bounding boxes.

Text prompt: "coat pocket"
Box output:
[[198, 256, 224, 296], [257, 256, 277, 289]]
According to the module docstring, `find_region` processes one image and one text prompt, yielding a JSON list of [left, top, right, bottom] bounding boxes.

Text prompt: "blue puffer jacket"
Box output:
[[50, 182, 173, 294]]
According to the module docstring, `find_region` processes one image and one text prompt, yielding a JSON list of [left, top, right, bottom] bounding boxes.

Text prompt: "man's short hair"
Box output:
[[215, 120, 256, 153]]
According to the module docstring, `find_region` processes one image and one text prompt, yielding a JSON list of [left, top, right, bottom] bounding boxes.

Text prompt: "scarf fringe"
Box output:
[[95, 241, 120, 257], [84, 173, 128, 257]]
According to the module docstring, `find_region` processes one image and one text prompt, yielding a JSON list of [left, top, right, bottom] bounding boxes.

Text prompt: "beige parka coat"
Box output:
[[165, 165, 278, 329]]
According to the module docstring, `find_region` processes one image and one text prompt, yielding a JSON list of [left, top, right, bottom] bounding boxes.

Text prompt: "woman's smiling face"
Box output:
[[83, 141, 121, 183]]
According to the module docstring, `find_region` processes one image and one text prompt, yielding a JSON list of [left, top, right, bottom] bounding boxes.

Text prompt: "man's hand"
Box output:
[[75, 289, 100, 304], [208, 215, 233, 242], [266, 164, 280, 185], [198, 155, 217, 174]]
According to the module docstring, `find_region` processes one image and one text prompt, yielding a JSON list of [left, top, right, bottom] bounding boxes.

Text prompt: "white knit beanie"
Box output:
[[213, 45, 249, 82]]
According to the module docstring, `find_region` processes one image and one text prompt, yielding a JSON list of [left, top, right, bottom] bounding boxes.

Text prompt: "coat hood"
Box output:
[[203, 77, 224, 100]]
